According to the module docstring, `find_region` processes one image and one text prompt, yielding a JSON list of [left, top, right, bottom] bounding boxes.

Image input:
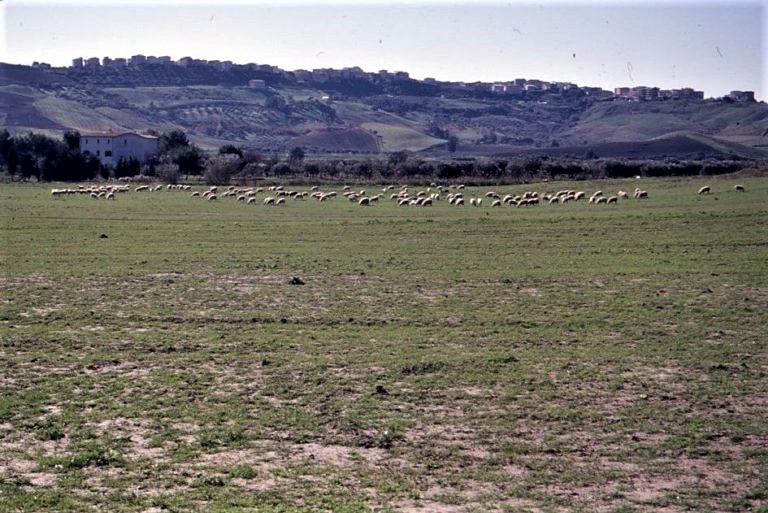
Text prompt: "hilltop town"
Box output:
[[29, 54, 752, 104]]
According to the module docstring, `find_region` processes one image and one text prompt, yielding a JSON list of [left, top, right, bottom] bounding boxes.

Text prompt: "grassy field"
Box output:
[[1, 176, 767, 513]]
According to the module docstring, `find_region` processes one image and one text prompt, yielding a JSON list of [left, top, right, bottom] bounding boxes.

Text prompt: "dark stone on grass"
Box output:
[[375, 384, 388, 395], [99, 233, 108, 238]]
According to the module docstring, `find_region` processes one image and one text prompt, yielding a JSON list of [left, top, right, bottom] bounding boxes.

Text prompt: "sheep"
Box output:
[[106, 192, 116, 200], [263, 196, 275, 205], [247, 197, 256, 204], [135, 185, 150, 192], [421, 197, 433, 206], [607, 196, 618, 204], [618, 190, 629, 199], [358, 197, 371, 206], [454, 197, 465, 205], [206, 193, 217, 201], [237, 195, 246, 202], [634, 188, 648, 199], [595, 196, 608, 204], [698, 185, 711, 195], [276, 197, 286, 205], [398, 198, 410, 206], [734, 184, 745, 192], [549, 196, 559, 205], [491, 199, 502, 207], [191, 191, 200, 197], [574, 191, 586, 201]]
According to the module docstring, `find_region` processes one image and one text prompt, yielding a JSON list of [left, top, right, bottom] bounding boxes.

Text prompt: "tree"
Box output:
[[289, 146, 305, 167], [63, 130, 81, 152], [204, 154, 240, 185], [218, 144, 243, 158], [447, 135, 459, 153], [114, 157, 141, 179], [156, 162, 180, 184], [159, 129, 190, 153], [173, 145, 205, 174], [0, 129, 12, 170]]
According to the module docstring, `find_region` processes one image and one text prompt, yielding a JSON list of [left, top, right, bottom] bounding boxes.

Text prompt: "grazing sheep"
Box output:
[[263, 196, 275, 205], [421, 198, 433, 206], [607, 196, 618, 203], [491, 199, 502, 207], [206, 193, 217, 201], [698, 185, 711, 195], [634, 188, 648, 199], [618, 190, 629, 199], [276, 197, 286, 205], [734, 184, 745, 192], [191, 191, 200, 197], [247, 197, 256, 204], [549, 196, 559, 204], [358, 197, 371, 206], [455, 197, 465, 205], [574, 191, 585, 201], [106, 192, 115, 200], [135, 185, 150, 192], [595, 196, 607, 204]]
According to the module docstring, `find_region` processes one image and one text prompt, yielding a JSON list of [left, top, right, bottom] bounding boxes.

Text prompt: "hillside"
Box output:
[[1, 62, 766, 158]]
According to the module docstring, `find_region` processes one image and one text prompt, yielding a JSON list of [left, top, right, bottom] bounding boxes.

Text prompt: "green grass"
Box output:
[[1, 176, 767, 512], [361, 122, 446, 151]]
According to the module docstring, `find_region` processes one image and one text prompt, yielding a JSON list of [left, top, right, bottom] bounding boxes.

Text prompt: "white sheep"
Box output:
[[491, 199, 502, 207], [698, 185, 711, 195], [263, 196, 275, 205], [358, 197, 370, 206], [734, 184, 745, 192]]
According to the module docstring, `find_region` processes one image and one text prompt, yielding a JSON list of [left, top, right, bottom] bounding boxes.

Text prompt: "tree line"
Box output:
[[0, 129, 757, 185]]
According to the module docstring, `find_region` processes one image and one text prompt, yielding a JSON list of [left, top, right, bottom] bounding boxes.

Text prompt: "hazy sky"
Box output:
[[1, 0, 765, 99]]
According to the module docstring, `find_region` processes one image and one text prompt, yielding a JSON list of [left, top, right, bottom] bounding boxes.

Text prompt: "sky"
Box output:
[[1, 0, 765, 100]]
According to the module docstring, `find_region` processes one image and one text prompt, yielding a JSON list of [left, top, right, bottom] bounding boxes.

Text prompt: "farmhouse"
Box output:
[[79, 132, 159, 166]]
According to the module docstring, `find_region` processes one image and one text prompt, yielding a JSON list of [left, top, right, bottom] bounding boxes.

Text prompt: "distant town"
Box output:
[[24, 54, 755, 104]]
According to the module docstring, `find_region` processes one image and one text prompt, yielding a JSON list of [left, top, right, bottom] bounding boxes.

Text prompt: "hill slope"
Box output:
[[1, 62, 766, 158]]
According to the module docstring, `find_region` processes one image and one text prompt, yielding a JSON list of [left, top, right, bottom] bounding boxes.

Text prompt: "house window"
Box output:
[[104, 151, 112, 157]]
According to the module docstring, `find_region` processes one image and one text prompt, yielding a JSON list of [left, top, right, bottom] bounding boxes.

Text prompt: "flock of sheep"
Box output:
[[50, 182, 746, 207]]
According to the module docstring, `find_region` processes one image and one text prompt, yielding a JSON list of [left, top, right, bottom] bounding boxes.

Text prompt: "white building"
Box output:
[[80, 132, 159, 166]]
